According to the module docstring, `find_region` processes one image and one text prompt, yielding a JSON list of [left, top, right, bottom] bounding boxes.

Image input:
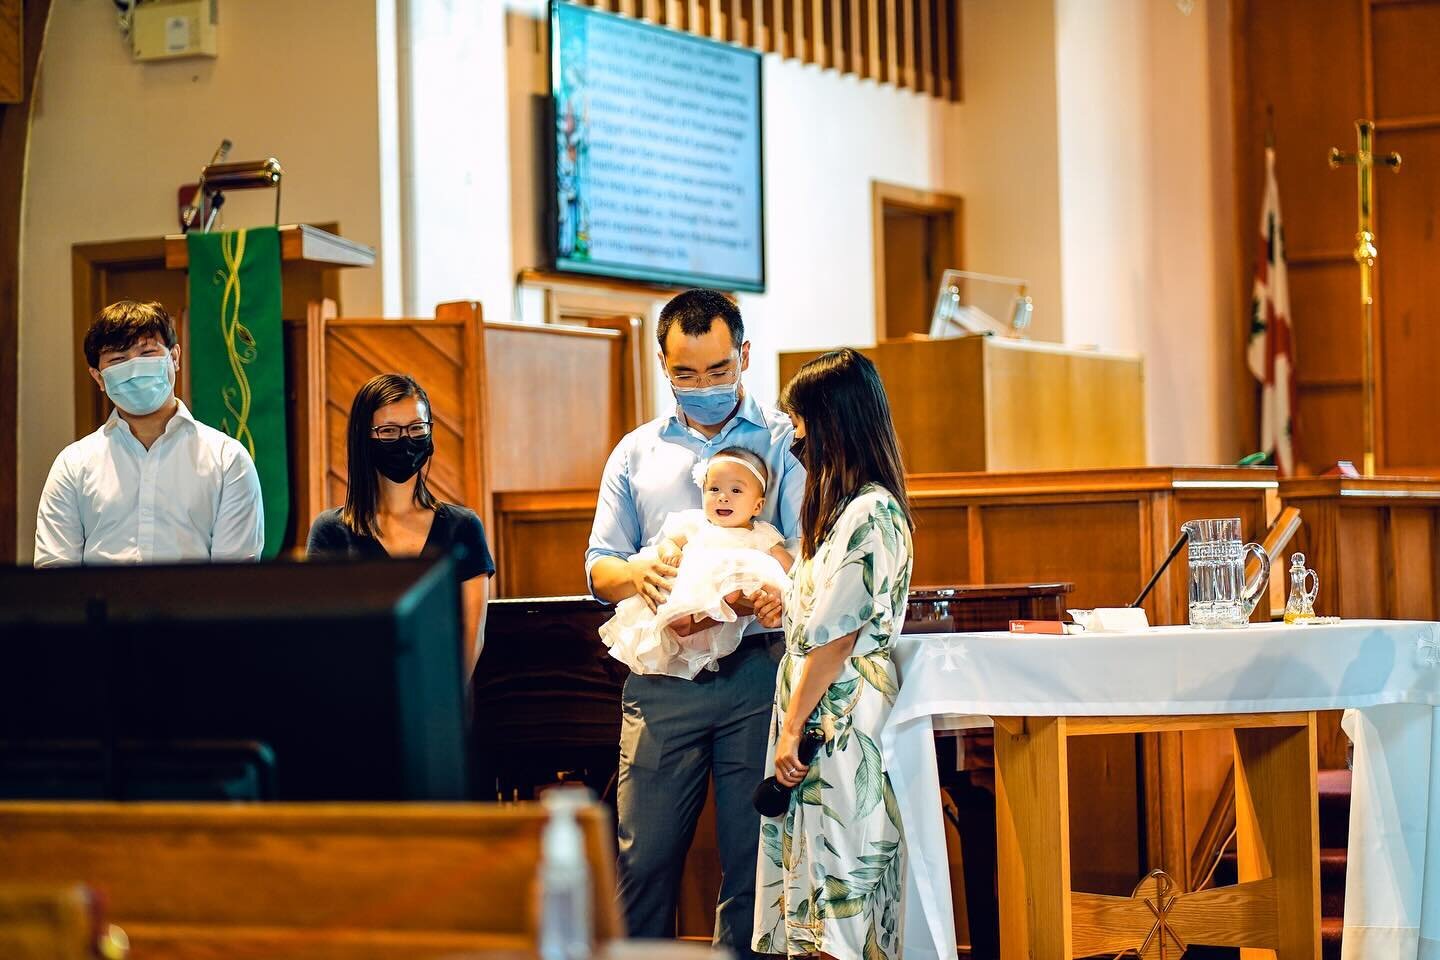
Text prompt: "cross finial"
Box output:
[[1327, 119, 1401, 477]]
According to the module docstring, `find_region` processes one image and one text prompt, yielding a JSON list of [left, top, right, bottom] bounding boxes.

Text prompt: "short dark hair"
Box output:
[[83, 301, 177, 368], [656, 289, 743, 354], [341, 373, 438, 539]]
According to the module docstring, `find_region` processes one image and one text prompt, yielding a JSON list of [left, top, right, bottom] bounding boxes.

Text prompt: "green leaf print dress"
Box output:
[[752, 484, 914, 960]]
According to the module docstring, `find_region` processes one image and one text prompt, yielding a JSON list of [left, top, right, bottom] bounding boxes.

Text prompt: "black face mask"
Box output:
[[789, 435, 807, 463], [370, 436, 433, 484]]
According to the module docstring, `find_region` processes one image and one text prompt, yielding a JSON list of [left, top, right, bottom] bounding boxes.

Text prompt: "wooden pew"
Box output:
[[0, 885, 107, 960], [0, 801, 622, 960]]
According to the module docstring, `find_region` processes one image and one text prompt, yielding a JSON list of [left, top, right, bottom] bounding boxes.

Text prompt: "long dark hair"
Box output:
[[781, 348, 912, 560], [342, 373, 438, 538]]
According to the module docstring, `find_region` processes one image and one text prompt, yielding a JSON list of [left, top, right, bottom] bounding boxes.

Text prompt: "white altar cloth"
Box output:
[[879, 619, 1440, 960]]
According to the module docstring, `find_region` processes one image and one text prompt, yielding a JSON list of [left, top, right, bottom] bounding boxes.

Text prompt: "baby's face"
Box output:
[[703, 460, 765, 528]]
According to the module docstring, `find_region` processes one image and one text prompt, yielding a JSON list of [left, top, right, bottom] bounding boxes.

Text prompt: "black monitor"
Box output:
[[0, 556, 469, 801]]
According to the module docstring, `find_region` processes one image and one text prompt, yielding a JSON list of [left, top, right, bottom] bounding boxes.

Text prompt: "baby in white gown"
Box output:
[[600, 447, 794, 679]]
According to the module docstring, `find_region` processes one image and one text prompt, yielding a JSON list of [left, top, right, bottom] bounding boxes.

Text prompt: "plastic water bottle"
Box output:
[[538, 789, 593, 960]]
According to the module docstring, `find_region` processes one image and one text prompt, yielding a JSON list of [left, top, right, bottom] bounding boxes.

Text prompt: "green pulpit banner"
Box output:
[[186, 226, 288, 558]]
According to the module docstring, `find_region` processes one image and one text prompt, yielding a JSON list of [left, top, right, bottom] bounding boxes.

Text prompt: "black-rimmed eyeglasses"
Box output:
[[371, 422, 432, 442]]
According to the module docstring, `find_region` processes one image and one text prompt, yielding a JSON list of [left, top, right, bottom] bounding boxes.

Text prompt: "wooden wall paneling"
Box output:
[[1389, 506, 1439, 619], [846, 0, 858, 75], [1295, 386, 1365, 469], [900, 0, 916, 90], [772, 0, 789, 57], [1289, 259, 1364, 387], [869, 0, 892, 83], [492, 489, 599, 598], [803, 0, 815, 59], [1337, 505, 1386, 615], [909, 502, 970, 586], [445, 300, 490, 536], [866, 0, 881, 79], [0, 0, 21, 104], [978, 499, 1145, 614], [934, 0, 951, 100], [1232, 0, 1365, 472], [292, 302, 329, 548], [917, 0, 932, 95], [586, 0, 960, 99], [791, 0, 808, 62], [483, 322, 623, 492], [1370, 0, 1440, 122], [1375, 126, 1440, 471]]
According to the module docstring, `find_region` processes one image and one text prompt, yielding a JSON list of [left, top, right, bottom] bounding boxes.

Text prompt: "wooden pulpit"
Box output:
[[71, 223, 375, 438], [779, 335, 1146, 473]]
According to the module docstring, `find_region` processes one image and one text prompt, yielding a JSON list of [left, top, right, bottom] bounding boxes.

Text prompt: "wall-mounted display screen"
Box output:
[[549, 2, 765, 291]]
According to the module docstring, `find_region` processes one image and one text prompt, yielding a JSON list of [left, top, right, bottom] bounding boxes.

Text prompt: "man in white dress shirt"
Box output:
[[33, 300, 264, 566]]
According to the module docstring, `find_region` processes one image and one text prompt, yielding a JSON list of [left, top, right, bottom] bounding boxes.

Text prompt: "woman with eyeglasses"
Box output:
[[307, 373, 494, 670]]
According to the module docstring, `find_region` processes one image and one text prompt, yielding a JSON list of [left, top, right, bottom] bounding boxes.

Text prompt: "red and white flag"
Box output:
[[1248, 146, 1297, 475]]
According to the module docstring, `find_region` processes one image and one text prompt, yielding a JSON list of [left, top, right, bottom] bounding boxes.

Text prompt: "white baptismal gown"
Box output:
[[600, 510, 791, 679]]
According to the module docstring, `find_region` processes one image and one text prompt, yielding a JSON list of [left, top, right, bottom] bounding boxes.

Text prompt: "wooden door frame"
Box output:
[[1, 0, 55, 562], [870, 180, 965, 342]]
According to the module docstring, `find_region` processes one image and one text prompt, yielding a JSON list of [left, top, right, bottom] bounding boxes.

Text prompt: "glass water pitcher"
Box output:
[[1182, 518, 1270, 628]]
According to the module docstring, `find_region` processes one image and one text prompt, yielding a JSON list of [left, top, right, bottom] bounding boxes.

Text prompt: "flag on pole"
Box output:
[[1247, 146, 1297, 475]]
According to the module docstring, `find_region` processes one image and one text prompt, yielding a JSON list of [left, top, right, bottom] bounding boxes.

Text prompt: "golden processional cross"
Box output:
[[1329, 120, 1401, 477]]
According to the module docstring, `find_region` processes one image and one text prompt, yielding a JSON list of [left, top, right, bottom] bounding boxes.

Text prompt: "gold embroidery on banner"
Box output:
[[216, 229, 257, 456]]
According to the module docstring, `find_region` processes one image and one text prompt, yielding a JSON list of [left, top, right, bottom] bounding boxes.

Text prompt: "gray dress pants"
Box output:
[[616, 634, 782, 960]]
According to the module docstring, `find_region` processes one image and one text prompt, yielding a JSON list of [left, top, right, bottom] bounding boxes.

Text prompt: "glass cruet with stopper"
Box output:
[[1283, 552, 1319, 624]]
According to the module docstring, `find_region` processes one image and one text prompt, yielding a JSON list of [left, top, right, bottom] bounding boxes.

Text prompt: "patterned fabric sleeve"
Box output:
[[798, 489, 909, 656]]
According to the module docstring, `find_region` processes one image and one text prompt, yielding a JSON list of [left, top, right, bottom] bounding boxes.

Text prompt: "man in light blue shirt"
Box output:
[[587, 290, 802, 959]]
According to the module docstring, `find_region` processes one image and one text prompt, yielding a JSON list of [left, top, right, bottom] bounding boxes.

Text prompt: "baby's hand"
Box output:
[[657, 538, 684, 567]]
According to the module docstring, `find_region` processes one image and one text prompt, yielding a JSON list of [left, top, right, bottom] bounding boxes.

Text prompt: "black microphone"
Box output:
[[181, 139, 232, 231], [752, 728, 827, 817]]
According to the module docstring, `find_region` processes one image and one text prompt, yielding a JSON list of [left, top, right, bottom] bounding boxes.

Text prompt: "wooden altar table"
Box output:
[[883, 620, 1440, 960]]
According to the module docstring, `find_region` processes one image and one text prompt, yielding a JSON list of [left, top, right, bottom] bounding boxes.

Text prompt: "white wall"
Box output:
[[1055, 0, 1237, 464], [396, 0, 514, 320], [492, 0, 1064, 413], [945, 0, 1064, 345], [17, 0, 387, 560]]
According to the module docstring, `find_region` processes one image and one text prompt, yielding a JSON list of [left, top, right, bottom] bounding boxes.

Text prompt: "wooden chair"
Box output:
[[0, 801, 622, 960], [0, 885, 115, 960]]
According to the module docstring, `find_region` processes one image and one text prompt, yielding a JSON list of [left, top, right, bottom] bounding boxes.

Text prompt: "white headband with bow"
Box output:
[[692, 454, 767, 491]]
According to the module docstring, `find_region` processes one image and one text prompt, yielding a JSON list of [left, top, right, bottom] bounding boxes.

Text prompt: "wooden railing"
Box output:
[[573, 0, 962, 101]]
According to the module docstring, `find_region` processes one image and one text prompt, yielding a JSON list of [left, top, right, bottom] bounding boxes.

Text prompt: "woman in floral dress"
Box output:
[[752, 348, 914, 960]]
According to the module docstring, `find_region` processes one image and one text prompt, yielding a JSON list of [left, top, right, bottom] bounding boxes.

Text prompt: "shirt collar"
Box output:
[[103, 398, 196, 439]]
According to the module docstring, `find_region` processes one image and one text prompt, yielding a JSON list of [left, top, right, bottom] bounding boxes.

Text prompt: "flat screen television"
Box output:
[[0, 555, 469, 801], [549, 1, 765, 292]]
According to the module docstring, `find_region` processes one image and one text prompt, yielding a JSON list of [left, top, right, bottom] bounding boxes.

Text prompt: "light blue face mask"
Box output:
[[674, 380, 741, 425], [101, 354, 175, 416]]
